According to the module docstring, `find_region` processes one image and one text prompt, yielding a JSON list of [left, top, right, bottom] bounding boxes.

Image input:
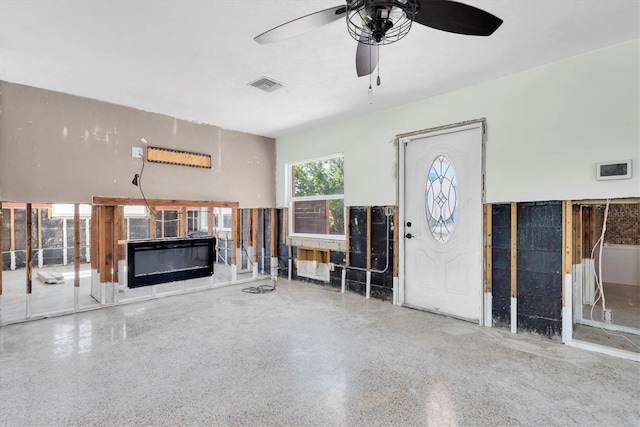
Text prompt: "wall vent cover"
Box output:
[[596, 160, 632, 181], [248, 76, 284, 92]]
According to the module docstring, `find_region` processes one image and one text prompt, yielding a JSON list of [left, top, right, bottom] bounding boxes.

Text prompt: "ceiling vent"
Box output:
[[248, 76, 284, 93]]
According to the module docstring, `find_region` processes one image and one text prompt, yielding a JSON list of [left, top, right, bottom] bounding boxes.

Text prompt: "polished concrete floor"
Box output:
[[1, 280, 639, 426], [0, 261, 250, 326]]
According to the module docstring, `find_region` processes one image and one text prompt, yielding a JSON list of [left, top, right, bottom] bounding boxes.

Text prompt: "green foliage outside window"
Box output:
[[292, 157, 344, 235]]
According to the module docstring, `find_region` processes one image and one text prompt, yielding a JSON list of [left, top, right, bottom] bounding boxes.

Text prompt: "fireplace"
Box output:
[[127, 237, 215, 288]]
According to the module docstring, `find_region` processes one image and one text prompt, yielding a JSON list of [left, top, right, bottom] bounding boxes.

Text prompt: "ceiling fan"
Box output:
[[255, 0, 503, 78]]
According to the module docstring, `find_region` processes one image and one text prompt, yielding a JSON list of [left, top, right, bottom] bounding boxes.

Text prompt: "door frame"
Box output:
[[398, 119, 487, 325]]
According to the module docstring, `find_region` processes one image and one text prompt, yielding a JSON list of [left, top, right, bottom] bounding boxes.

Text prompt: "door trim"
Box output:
[[398, 119, 486, 325]]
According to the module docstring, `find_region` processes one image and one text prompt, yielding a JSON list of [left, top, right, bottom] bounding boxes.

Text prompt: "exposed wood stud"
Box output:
[[114, 206, 125, 283], [74, 204, 81, 288], [510, 202, 517, 299], [261, 209, 265, 253], [10, 208, 15, 251], [92, 196, 238, 208], [160, 210, 165, 238], [562, 200, 573, 309], [252, 209, 259, 263], [270, 208, 277, 256], [149, 207, 157, 239], [366, 206, 372, 270], [208, 207, 214, 237], [26, 203, 32, 294], [37, 208, 42, 249], [91, 206, 98, 270], [282, 208, 287, 242], [484, 204, 493, 293], [0, 202, 3, 295], [572, 205, 582, 264], [231, 207, 239, 265], [180, 207, 188, 237]]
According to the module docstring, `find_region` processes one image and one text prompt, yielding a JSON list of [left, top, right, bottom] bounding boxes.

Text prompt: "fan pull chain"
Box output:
[[368, 43, 373, 104], [377, 45, 381, 87]]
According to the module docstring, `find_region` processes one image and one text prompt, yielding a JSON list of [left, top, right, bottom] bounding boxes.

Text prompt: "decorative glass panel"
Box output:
[[426, 155, 457, 242]]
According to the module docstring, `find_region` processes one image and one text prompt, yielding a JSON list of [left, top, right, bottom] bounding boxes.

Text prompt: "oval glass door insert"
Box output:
[[425, 155, 458, 242]]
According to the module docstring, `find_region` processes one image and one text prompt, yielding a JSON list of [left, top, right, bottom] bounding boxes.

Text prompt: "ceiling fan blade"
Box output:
[[413, 0, 503, 36], [356, 39, 379, 77], [254, 5, 347, 44]]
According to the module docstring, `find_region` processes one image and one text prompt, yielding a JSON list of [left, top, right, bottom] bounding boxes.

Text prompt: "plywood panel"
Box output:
[[146, 146, 211, 168]]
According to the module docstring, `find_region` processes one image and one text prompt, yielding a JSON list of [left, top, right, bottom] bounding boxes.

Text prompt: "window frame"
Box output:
[[287, 153, 345, 240]]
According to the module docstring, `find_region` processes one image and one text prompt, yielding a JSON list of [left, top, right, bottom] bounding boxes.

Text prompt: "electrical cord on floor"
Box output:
[[239, 245, 286, 294]]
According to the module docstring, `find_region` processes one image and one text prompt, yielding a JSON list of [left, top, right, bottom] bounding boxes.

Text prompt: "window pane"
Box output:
[[293, 199, 344, 235], [293, 157, 344, 197], [425, 155, 457, 242]]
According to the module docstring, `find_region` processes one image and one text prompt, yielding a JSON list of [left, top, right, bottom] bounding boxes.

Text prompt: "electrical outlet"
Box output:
[[132, 147, 144, 158], [603, 309, 613, 323]]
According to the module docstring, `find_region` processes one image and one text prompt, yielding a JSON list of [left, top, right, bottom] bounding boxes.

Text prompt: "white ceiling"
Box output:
[[1, 1, 638, 138]]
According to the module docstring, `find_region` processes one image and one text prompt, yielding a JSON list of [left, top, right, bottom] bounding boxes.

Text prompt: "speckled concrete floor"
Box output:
[[1, 279, 639, 426]]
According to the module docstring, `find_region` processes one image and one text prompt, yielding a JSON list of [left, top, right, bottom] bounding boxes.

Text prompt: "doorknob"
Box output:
[[405, 233, 413, 239]]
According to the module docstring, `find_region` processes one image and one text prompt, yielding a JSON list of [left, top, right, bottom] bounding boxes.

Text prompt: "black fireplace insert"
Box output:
[[127, 237, 215, 288]]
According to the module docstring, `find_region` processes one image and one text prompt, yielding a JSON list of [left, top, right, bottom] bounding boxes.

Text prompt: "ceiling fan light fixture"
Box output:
[[347, 0, 417, 45]]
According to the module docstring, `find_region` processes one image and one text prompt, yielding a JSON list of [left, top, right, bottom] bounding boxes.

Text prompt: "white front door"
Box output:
[[401, 123, 484, 322]]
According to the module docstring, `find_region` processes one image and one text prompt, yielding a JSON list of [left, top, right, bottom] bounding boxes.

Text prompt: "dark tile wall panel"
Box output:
[[491, 204, 511, 326], [274, 206, 394, 302], [344, 207, 394, 301], [517, 201, 563, 337]]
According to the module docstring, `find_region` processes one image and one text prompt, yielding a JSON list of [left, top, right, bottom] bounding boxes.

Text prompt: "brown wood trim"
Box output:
[[26, 203, 32, 294], [562, 200, 573, 308], [74, 204, 81, 288], [92, 196, 239, 208], [484, 204, 493, 294], [510, 202, 517, 299]]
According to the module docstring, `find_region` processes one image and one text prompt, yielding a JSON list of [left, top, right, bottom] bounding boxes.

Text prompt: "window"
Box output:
[[213, 207, 232, 230], [425, 155, 457, 242], [289, 155, 344, 238]]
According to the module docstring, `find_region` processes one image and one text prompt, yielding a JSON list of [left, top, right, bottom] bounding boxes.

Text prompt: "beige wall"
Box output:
[[0, 81, 275, 207]]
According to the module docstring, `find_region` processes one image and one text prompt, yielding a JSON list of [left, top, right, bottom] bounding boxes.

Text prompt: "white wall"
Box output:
[[276, 40, 639, 207]]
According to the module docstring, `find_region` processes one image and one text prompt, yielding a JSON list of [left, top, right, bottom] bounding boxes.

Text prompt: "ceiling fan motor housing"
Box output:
[[347, 0, 418, 45]]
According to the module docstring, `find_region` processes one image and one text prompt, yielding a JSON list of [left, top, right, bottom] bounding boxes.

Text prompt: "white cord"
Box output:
[[587, 199, 640, 350]]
